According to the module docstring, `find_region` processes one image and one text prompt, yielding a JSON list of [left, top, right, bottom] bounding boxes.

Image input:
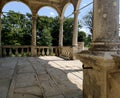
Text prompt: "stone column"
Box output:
[[31, 15, 37, 56], [59, 17, 63, 47], [0, 12, 2, 57], [72, 10, 79, 47], [91, 0, 119, 51], [72, 10, 79, 59], [76, 0, 120, 98]]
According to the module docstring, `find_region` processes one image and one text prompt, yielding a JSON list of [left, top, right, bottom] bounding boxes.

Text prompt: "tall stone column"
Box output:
[[91, 0, 119, 51], [0, 12, 2, 57], [59, 17, 63, 47], [31, 15, 37, 56], [76, 0, 120, 98], [72, 10, 79, 47], [72, 10, 79, 59]]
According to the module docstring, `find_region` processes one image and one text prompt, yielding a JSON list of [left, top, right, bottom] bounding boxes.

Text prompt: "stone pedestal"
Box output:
[[76, 51, 120, 98], [76, 0, 120, 97]]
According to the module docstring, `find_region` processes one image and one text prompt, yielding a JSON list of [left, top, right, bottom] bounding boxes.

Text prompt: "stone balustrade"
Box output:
[[60, 46, 73, 59], [1, 46, 31, 57], [1, 46, 59, 57], [35, 46, 59, 56], [1, 45, 84, 59]]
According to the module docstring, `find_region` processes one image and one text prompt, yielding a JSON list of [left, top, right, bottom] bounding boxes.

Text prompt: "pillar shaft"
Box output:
[[72, 10, 79, 47], [59, 18, 63, 46], [32, 15, 37, 46], [91, 0, 119, 51], [31, 15, 37, 56]]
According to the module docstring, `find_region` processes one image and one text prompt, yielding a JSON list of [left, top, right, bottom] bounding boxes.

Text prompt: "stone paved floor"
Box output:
[[0, 56, 83, 98]]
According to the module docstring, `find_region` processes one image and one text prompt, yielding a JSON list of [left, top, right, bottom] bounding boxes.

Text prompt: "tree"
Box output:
[[1, 11, 32, 45], [78, 31, 86, 42], [36, 16, 54, 46], [81, 11, 93, 34], [63, 18, 74, 46]]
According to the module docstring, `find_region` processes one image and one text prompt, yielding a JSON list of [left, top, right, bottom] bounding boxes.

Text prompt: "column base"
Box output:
[[31, 46, 36, 56], [76, 50, 120, 98]]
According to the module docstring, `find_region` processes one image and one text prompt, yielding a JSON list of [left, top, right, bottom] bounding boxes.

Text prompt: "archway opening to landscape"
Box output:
[[63, 3, 74, 46], [78, 0, 93, 48], [37, 6, 59, 46], [2, 1, 32, 45]]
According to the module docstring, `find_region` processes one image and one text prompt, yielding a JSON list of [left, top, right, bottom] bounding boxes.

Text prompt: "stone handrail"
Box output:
[[60, 46, 73, 59], [1, 46, 59, 57]]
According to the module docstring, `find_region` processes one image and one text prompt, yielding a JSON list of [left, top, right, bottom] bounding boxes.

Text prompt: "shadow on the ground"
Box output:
[[0, 56, 83, 98]]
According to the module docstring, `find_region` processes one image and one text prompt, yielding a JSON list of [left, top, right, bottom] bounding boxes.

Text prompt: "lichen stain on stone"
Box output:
[[103, 14, 107, 18], [112, 56, 120, 69], [113, 1, 117, 6]]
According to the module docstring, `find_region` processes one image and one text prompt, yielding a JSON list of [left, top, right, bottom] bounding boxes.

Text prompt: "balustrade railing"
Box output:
[[1, 45, 82, 59], [1, 46, 59, 57], [60, 46, 73, 59], [35, 46, 59, 56], [2, 46, 31, 57]]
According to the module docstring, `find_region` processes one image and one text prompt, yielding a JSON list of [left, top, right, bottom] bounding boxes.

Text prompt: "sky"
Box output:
[[2, 0, 120, 34]]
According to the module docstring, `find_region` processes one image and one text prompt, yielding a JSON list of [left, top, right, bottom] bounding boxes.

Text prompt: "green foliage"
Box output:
[[1, 10, 92, 47], [63, 18, 74, 46], [2, 11, 32, 45]]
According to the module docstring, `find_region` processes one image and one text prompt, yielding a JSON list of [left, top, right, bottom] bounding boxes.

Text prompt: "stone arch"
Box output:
[[61, 2, 75, 19], [36, 5, 60, 16], [1, 1, 32, 14], [75, 0, 81, 11], [37, 6, 59, 17]]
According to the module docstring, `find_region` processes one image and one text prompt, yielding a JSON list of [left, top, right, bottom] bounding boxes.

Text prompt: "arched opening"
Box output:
[[1, 1, 32, 46], [37, 6, 59, 46], [63, 3, 74, 46], [79, 0, 93, 48]]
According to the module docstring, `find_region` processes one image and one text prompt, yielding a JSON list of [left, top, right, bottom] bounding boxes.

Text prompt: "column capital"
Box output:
[[59, 17, 64, 21], [74, 10, 79, 15], [32, 14, 37, 20]]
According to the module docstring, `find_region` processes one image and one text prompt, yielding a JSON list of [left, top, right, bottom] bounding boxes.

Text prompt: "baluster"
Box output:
[[15, 48, 18, 56], [21, 48, 24, 56], [9, 48, 12, 56], [50, 47, 53, 55], [3, 48, 7, 56], [46, 48, 49, 56], [27, 48, 29, 56], [38, 48, 40, 56], [55, 48, 58, 56], [42, 48, 45, 56], [29, 47, 31, 56]]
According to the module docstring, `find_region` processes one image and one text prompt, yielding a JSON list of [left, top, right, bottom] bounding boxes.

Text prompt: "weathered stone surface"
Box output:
[[0, 68, 14, 79], [13, 94, 41, 98], [0, 56, 83, 98], [14, 86, 42, 96], [47, 95, 65, 98], [41, 81, 61, 97], [0, 79, 11, 98]]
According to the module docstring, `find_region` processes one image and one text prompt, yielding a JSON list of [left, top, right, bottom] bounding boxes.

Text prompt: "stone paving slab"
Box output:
[[0, 79, 11, 98], [0, 56, 83, 98], [13, 94, 41, 98]]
